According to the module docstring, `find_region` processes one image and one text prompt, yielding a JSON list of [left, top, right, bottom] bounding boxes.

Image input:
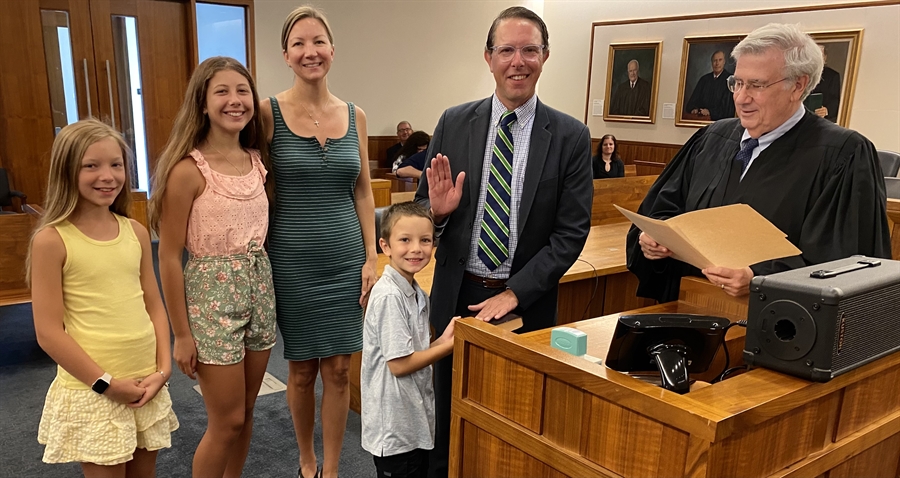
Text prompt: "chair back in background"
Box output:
[[885, 177, 900, 200], [877, 150, 900, 177]]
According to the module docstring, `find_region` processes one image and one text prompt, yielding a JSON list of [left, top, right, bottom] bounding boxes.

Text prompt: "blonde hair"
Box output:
[[281, 5, 334, 51], [27, 119, 133, 281], [148, 56, 269, 232]]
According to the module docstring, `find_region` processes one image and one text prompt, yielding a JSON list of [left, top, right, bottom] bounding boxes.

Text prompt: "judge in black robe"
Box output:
[[610, 77, 651, 116], [626, 110, 891, 303], [685, 70, 735, 121]]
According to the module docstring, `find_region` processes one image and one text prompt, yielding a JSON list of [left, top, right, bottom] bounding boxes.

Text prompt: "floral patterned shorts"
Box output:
[[184, 243, 277, 365]]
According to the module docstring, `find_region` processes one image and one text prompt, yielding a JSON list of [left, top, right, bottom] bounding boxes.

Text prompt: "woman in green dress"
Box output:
[[259, 7, 377, 478]]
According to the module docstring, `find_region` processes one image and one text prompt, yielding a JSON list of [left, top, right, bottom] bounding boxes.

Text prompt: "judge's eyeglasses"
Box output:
[[727, 75, 790, 96], [488, 44, 546, 62]]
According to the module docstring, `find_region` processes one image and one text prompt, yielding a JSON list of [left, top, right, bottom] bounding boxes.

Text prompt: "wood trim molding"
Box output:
[[590, 0, 899, 28]]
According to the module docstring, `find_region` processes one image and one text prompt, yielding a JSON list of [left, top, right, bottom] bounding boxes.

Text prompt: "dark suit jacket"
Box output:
[[415, 97, 593, 333], [386, 142, 402, 163]]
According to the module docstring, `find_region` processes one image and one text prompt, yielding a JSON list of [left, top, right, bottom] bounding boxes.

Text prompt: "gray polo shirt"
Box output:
[[361, 265, 435, 457]]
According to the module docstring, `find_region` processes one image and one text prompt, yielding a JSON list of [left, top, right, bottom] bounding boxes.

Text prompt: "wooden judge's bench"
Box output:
[[448, 277, 900, 478]]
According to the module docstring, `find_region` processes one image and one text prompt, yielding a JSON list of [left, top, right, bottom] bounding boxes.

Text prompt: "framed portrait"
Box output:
[[603, 42, 662, 124], [807, 30, 863, 127], [675, 35, 743, 127]]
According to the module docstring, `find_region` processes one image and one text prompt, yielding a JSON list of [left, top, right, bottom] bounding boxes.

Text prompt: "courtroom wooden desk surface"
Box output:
[[373, 222, 631, 293], [371, 178, 392, 208], [449, 279, 900, 478]]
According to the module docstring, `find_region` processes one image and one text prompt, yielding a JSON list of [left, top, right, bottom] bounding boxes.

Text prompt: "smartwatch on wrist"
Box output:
[[91, 372, 112, 394]]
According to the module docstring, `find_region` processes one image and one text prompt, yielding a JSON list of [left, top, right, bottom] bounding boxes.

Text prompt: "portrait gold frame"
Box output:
[[674, 34, 744, 128], [603, 41, 662, 124], [807, 29, 864, 127]]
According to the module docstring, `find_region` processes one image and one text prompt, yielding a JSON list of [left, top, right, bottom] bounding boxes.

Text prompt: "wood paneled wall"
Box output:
[[370, 135, 683, 169], [369, 136, 400, 168]]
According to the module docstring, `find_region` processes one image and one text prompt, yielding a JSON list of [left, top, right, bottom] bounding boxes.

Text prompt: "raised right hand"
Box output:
[[105, 378, 146, 405], [173, 335, 198, 380], [639, 231, 672, 260], [425, 154, 465, 221]]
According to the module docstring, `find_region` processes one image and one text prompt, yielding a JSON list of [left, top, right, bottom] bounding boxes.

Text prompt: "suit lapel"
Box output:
[[465, 99, 491, 215], [518, 100, 550, 234]]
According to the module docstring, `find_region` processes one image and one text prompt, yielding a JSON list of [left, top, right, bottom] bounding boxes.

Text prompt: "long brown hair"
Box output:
[[148, 56, 269, 232], [27, 119, 133, 281]]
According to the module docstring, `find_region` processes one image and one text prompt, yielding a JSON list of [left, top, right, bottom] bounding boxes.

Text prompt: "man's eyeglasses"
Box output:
[[727, 75, 790, 96], [489, 44, 546, 62], [397, 127, 412, 134]]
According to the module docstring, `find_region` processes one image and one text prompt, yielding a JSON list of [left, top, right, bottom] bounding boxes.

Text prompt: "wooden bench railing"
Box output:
[[634, 160, 667, 176], [0, 205, 42, 306], [591, 176, 657, 226]]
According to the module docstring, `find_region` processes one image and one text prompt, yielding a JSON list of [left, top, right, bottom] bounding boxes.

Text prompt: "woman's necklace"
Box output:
[[300, 97, 331, 128], [208, 142, 245, 175]]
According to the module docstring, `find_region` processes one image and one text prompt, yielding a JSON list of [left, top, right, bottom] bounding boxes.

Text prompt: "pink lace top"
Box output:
[[186, 149, 269, 257]]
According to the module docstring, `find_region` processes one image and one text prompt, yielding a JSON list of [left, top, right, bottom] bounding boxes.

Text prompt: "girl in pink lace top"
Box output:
[[149, 57, 275, 478]]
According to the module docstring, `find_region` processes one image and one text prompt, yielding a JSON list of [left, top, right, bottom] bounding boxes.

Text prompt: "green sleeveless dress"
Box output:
[[268, 98, 364, 361]]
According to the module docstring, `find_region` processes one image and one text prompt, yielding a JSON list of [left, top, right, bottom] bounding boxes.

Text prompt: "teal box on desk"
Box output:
[[551, 327, 587, 356]]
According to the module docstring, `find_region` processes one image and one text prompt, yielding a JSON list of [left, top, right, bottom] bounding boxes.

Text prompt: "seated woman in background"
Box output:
[[391, 131, 430, 174], [592, 134, 625, 179]]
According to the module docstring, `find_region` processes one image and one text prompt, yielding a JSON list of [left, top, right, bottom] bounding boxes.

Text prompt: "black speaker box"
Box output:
[[743, 256, 900, 382]]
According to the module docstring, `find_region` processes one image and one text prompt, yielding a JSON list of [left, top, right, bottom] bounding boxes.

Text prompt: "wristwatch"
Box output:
[[91, 372, 112, 394]]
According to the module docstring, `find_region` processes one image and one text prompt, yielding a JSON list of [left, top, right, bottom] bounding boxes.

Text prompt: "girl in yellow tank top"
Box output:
[[28, 119, 178, 475]]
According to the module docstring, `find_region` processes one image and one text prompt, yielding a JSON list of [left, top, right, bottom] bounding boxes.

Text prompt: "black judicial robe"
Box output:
[[685, 70, 735, 121], [626, 111, 891, 302]]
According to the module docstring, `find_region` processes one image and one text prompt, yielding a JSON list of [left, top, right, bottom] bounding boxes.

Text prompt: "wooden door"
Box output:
[[0, 0, 192, 205], [89, 0, 191, 183]]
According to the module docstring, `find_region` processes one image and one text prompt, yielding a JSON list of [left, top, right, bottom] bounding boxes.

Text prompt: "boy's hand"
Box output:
[[439, 317, 459, 345]]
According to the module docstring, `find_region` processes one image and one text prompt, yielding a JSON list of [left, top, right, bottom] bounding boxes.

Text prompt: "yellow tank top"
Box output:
[[54, 214, 157, 390]]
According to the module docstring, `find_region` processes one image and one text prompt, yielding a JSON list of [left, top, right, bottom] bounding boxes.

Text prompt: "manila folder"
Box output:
[[615, 204, 801, 270]]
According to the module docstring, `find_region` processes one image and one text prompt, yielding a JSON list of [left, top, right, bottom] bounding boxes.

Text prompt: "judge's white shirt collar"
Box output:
[[739, 104, 805, 180]]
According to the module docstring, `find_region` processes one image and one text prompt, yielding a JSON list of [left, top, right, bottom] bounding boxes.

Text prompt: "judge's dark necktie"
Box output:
[[478, 111, 517, 270], [735, 137, 759, 174]]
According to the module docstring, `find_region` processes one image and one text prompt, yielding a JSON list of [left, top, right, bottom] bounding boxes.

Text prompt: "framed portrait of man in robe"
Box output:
[[603, 42, 662, 124], [807, 30, 863, 127], [675, 35, 743, 127]]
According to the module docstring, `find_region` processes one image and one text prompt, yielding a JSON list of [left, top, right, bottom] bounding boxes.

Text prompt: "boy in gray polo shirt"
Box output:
[[361, 202, 457, 478]]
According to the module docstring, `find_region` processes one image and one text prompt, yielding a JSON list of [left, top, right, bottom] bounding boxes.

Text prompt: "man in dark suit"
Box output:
[[685, 50, 735, 120], [609, 59, 651, 116], [385, 120, 412, 163], [414, 6, 593, 477]]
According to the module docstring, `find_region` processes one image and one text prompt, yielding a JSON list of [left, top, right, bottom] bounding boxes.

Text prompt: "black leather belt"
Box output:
[[463, 271, 507, 289]]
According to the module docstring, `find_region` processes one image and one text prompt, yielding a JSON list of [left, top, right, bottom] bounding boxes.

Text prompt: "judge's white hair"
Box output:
[[731, 23, 823, 100]]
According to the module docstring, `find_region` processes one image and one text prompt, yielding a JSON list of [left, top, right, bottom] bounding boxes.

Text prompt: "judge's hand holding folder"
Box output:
[[622, 204, 802, 297], [637, 231, 753, 296]]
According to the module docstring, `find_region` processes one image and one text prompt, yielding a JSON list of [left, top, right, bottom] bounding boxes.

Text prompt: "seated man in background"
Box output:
[[627, 23, 890, 303], [386, 121, 413, 163]]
